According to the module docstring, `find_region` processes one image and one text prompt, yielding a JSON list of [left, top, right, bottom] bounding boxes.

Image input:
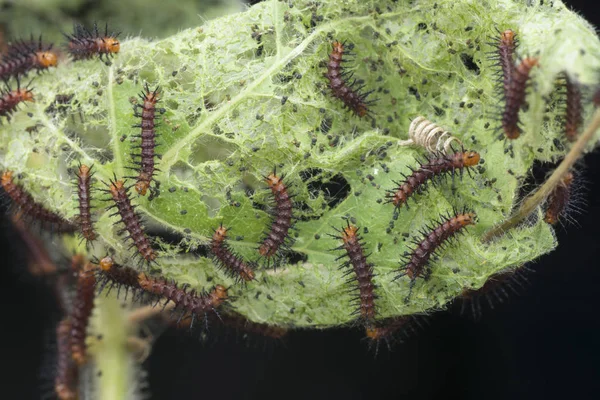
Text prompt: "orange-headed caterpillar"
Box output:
[[64, 22, 120, 61], [95, 256, 144, 300], [385, 151, 480, 218], [75, 164, 97, 244], [330, 220, 377, 325], [395, 210, 477, 302], [324, 41, 374, 118], [104, 178, 157, 265], [544, 171, 574, 225], [502, 57, 539, 139], [565, 77, 582, 142], [365, 315, 424, 354], [1, 170, 77, 232], [489, 29, 518, 99], [137, 273, 228, 329], [211, 224, 255, 282], [131, 84, 160, 197], [0, 81, 34, 121], [258, 169, 295, 267], [219, 311, 288, 340], [458, 266, 530, 320], [0, 35, 57, 80], [55, 318, 79, 400], [69, 262, 96, 365]]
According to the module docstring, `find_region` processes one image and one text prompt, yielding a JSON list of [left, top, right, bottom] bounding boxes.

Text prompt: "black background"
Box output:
[[1, 1, 599, 399]]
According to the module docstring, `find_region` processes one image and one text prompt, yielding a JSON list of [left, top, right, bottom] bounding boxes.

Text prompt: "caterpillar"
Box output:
[[0, 81, 34, 121], [565, 77, 582, 142], [95, 256, 144, 301], [330, 221, 377, 325], [130, 84, 160, 197], [492, 29, 518, 99], [396, 211, 477, 302], [75, 164, 97, 244], [65, 22, 120, 61], [324, 41, 373, 118], [365, 316, 423, 354], [69, 262, 96, 365], [55, 318, 79, 400], [258, 170, 294, 266], [458, 266, 531, 320], [0, 35, 57, 80], [137, 273, 228, 329], [104, 179, 157, 264], [544, 171, 574, 225], [385, 151, 480, 217], [1, 170, 76, 232], [502, 57, 539, 139], [211, 225, 255, 282]]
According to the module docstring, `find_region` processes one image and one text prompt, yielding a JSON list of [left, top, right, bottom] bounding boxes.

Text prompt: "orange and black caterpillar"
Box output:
[[365, 315, 423, 353], [395, 210, 477, 302], [69, 262, 96, 365], [565, 77, 582, 142], [544, 171, 574, 225], [129, 84, 161, 197], [75, 164, 97, 244], [1, 170, 77, 232], [104, 179, 157, 265], [95, 256, 144, 300], [211, 225, 255, 282], [502, 57, 539, 139], [0, 81, 34, 121], [55, 318, 79, 400], [64, 22, 120, 61], [458, 266, 531, 320], [0, 35, 57, 80], [324, 41, 374, 118], [330, 221, 377, 325], [488, 29, 518, 102], [258, 170, 295, 267], [218, 311, 288, 340], [385, 151, 480, 217], [137, 273, 229, 329]]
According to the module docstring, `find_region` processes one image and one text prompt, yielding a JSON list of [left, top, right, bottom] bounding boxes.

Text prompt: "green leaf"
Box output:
[[2, 0, 599, 330]]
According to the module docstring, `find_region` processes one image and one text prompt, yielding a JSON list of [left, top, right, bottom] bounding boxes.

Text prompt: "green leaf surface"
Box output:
[[2, 0, 599, 330]]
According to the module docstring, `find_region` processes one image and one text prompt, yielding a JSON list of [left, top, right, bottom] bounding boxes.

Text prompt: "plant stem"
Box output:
[[482, 108, 600, 243]]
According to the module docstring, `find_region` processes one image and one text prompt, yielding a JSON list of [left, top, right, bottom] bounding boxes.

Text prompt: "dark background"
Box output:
[[1, 1, 599, 399]]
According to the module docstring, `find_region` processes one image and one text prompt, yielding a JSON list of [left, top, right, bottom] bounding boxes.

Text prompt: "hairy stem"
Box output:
[[482, 108, 600, 242]]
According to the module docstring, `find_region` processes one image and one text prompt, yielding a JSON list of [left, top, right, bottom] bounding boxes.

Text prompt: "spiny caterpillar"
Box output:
[[324, 41, 373, 118], [95, 256, 143, 300], [385, 151, 480, 217], [55, 318, 79, 400], [493, 29, 518, 100], [330, 221, 377, 325], [211, 225, 255, 282], [396, 211, 477, 301], [502, 57, 539, 139], [365, 316, 420, 353], [64, 22, 120, 61], [458, 267, 530, 319], [0, 35, 58, 80], [131, 84, 160, 197], [1, 170, 76, 232], [69, 262, 96, 365], [104, 179, 157, 264], [75, 164, 97, 244], [544, 171, 574, 225], [565, 77, 582, 142], [137, 273, 229, 329], [258, 170, 294, 266], [0, 82, 34, 121]]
